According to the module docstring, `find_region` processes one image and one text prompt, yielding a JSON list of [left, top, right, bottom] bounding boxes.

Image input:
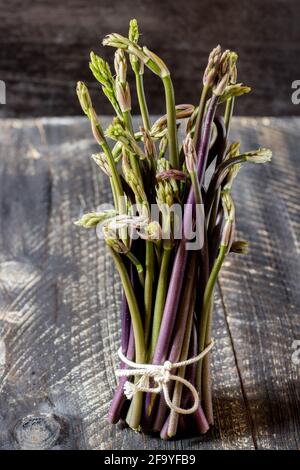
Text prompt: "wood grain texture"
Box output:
[[1, 0, 300, 118], [219, 117, 300, 449], [0, 116, 299, 449]]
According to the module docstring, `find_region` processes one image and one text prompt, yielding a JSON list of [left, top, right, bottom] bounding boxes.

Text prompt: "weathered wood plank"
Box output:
[[0, 117, 255, 449], [219, 117, 300, 449]]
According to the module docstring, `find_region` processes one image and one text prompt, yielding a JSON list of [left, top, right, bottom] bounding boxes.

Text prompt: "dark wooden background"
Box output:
[[1, 0, 300, 117]]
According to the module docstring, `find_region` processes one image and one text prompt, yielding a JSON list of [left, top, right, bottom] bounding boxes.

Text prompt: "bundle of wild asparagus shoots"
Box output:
[[75, 19, 271, 439]]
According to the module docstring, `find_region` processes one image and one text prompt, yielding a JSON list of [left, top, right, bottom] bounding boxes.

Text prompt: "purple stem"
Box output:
[[161, 414, 188, 439], [205, 115, 226, 169], [152, 95, 219, 367], [109, 254, 138, 424], [208, 209, 224, 270], [196, 94, 220, 186], [121, 292, 131, 354], [152, 241, 187, 364], [152, 257, 197, 432], [140, 391, 159, 433], [152, 393, 169, 432], [168, 258, 196, 362], [178, 415, 188, 436], [160, 415, 170, 440], [182, 322, 209, 434], [193, 406, 210, 434], [108, 326, 135, 424], [181, 320, 197, 409]]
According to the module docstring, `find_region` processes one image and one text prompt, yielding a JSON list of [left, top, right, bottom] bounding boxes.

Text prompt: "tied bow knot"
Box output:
[[161, 360, 172, 382], [116, 340, 214, 415]]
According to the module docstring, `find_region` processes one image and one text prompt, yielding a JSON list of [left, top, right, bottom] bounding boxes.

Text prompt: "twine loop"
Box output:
[[116, 339, 214, 415]]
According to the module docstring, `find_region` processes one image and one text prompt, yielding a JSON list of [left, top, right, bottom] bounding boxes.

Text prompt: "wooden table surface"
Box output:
[[0, 117, 299, 450]]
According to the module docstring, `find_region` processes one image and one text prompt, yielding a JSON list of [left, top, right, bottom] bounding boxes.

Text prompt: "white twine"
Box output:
[[116, 339, 214, 415]]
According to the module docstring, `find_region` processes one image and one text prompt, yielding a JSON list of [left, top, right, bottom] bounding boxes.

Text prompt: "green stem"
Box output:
[[154, 240, 162, 267], [190, 171, 202, 206], [109, 176, 118, 208], [134, 75, 154, 350], [162, 75, 179, 169], [126, 391, 143, 431], [125, 92, 154, 355], [224, 96, 235, 137], [149, 247, 172, 358], [126, 251, 145, 288], [123, 110, 134, 134], [202, 300, 214, 424], [128, 80, 154, 352], [197, 244, 227, 392], [101, 140, 125, 214], [144, 242, 154, 347], [109, 249, 145, 360], [135, 73, 151, 130], [108, 248, 145, 430], [123, 110, 143, 182], [112, 104, 145, 428], [101, 140, 127, 244]]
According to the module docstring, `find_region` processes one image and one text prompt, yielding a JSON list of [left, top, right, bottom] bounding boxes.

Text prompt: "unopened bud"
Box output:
[[139, 221, 162, 241], [90, 52, 111, 86], [221, 218, 236, 251], [186, 105, 199, 134], [116, 80, 131, 112], [151, 104, 194, 137], [122, 154, 148, 206], [76, 81, 92, 116], [225, 142, 240, 159], [159, 136, 168, 158], [213, 50, 238, 96], [183, 133, 197, 173], [142, 46, 170, 77], [103, 33, 146, 63], [141, 127, 156, 161], [229, 52, 238, 82], [164, 182, 174, 207], [128, 19, 143, 74], [103, 226, 129, 254], [106, 117, 124, 138], [75, 210, 116, 228], [219, 83, 251, 103], [129, 19, 139, 43], [90, 109, 105, 145], [91, 153, 111, 176], [114, 49, 127, 84], [103, 33, 128, 49], [245, 148, 272, 163], [221, 192, 235, 251], [213, 73, 229, 97], [156, 169, 186, 181], [203, 45, 222, 87], [156, 177, 175, 209], [231, 64, 237, 84]]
